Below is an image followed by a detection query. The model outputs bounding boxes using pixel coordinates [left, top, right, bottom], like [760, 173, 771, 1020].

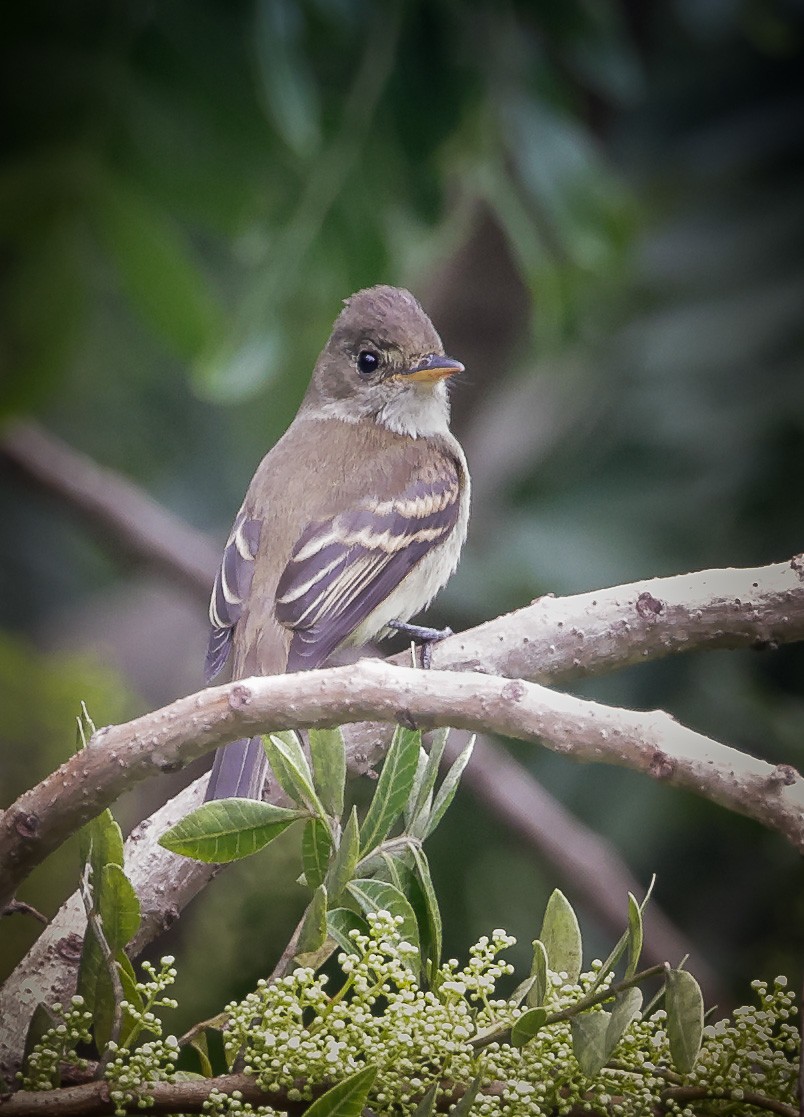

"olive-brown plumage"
[205, 286, 469, 800]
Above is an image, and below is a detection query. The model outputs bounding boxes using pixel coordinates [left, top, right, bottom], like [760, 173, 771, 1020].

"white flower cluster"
[659, 977, 799, 1117]
[19, 924, 800, 1117]
[102, 956, 180, 1117]
[217, 915, 800, 1117]
[18, 995, 93, 1091]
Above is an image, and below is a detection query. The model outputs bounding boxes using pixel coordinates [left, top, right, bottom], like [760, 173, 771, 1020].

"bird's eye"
[357, 349, 380, 377]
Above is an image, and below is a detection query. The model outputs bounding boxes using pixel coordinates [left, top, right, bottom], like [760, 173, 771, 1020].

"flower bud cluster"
[18, 996, 93, 1091]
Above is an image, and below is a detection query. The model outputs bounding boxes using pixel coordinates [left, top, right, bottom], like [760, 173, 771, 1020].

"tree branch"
[1, 557, 802, 1081]
[3, 644, 804, 916]
[0, 420, 218, 599]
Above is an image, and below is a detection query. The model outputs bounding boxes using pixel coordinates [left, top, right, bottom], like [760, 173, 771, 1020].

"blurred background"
[1, 0, 803, 1032]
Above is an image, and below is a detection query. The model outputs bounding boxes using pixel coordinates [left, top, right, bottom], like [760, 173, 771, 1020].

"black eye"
[357, 349, 380, 377]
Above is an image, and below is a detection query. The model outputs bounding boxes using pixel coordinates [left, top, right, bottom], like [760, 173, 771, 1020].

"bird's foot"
[388, 619, 453, 669]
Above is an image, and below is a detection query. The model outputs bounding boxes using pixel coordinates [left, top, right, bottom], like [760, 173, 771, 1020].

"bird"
[203, 285, 470, 801]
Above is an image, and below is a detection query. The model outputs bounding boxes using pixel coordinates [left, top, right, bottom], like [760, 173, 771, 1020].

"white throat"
[375, 383, 451, 438]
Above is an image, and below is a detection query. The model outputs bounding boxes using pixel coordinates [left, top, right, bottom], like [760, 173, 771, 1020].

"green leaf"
[326, 908, 368, 956]
[98, 864, 140, 953]
[410, 1080, 440, 1117]
[79, 809, 124, 882]
[359, 726, 421, 856]
[569, 988, 642, 1078]
[409, 844, 442, 976]
[22, 1003, 60, 1086]
[625, 892, 643, 980]
[380, 851, 403, 891]
[296, 885, 328, 959]
[571, 1010, 610, 1077]
[263, 733, 322, 813]
[189, 1031, 213, 1078]
[449, 1073, 483, 1115]
[346, 879, 420, 964]
[539, 889, 582, 982]
[606, 987, 642, 1055]
[406, 729, 447, 832]
[424, 736, 474, 838]
[326, 807, 359, 903]
[308, 726, 346, 816]
[666, 968, 704, 1073]
[588, 877, 655, 996]
[158, 798, 305, 862]
[511, 1006, 547, 1047]
[302, 818, 332, 890]
[527, 939, 549, 1008]
[302, 1064, 377, 1117]
[113, 954, 145, 1048]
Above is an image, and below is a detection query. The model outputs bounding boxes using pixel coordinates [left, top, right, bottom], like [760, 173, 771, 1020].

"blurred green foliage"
[1, 0, 803, 1020]
[0, 634, 136, 982]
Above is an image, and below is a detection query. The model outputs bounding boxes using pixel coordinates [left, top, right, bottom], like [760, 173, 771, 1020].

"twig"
[660, 1085, 797, 1116]
[1, 901, 47, 925]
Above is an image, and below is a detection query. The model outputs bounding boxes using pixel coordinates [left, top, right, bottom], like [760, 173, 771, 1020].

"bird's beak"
[399, 354, 465, 383]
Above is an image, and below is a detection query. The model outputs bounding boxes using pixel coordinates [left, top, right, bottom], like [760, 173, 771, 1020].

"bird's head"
[304, 285, 464, 437]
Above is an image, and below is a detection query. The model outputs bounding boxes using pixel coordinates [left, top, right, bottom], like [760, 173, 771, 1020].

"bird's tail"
[204, 736, 267, 801]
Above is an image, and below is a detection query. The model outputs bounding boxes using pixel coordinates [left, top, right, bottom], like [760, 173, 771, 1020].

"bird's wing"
[205, 511, 262, 682]
[275, 458, 462, 671]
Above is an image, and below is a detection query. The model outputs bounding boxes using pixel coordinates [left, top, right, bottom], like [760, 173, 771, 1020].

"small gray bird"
[204, 285, 470, 800]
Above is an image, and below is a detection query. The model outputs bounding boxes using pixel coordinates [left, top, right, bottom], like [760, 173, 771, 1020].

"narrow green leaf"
[509, 976, 535, 1008]
[359, 726, 421, 856]
[302, 1065, 377, 1117]
[625, 892, 643, 979]
[308, 726, 346, 816]
[326, 908, 367, 955]
[406, 729, 448, 831]
[449, 1073, 483, 1115]
[605, 987, 642, 1056]
[511, 1006, 547, 1048]
[22, 1004, 60, 1086]
[264, 732, 321, 812]
[158, 798, 305, 862]
[115, 954, 145, 1047]
[77, 862, 141, 1045]
[410, 1080, 439, 1117]
[404, 746, 429, 830]
[346, 879, 420, 964]
[98, 864, 140, 953]
[424, 735, 474, 838]
[539, 889, 582, 982]
[296, 886, 328, 959]
[571, 1010, 610, 1077]
[189, 1032, 213, 1078]
[302, 818, 332, 890]
[79, 809, 125, 880]
[588, 878, 655, 996]
[326, 807, 359, 903]
[380, 851, 403, 891]
[409, 844, 442, 975]
[527, 939, 549, 1008]
[666, 968, 704, 1073]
